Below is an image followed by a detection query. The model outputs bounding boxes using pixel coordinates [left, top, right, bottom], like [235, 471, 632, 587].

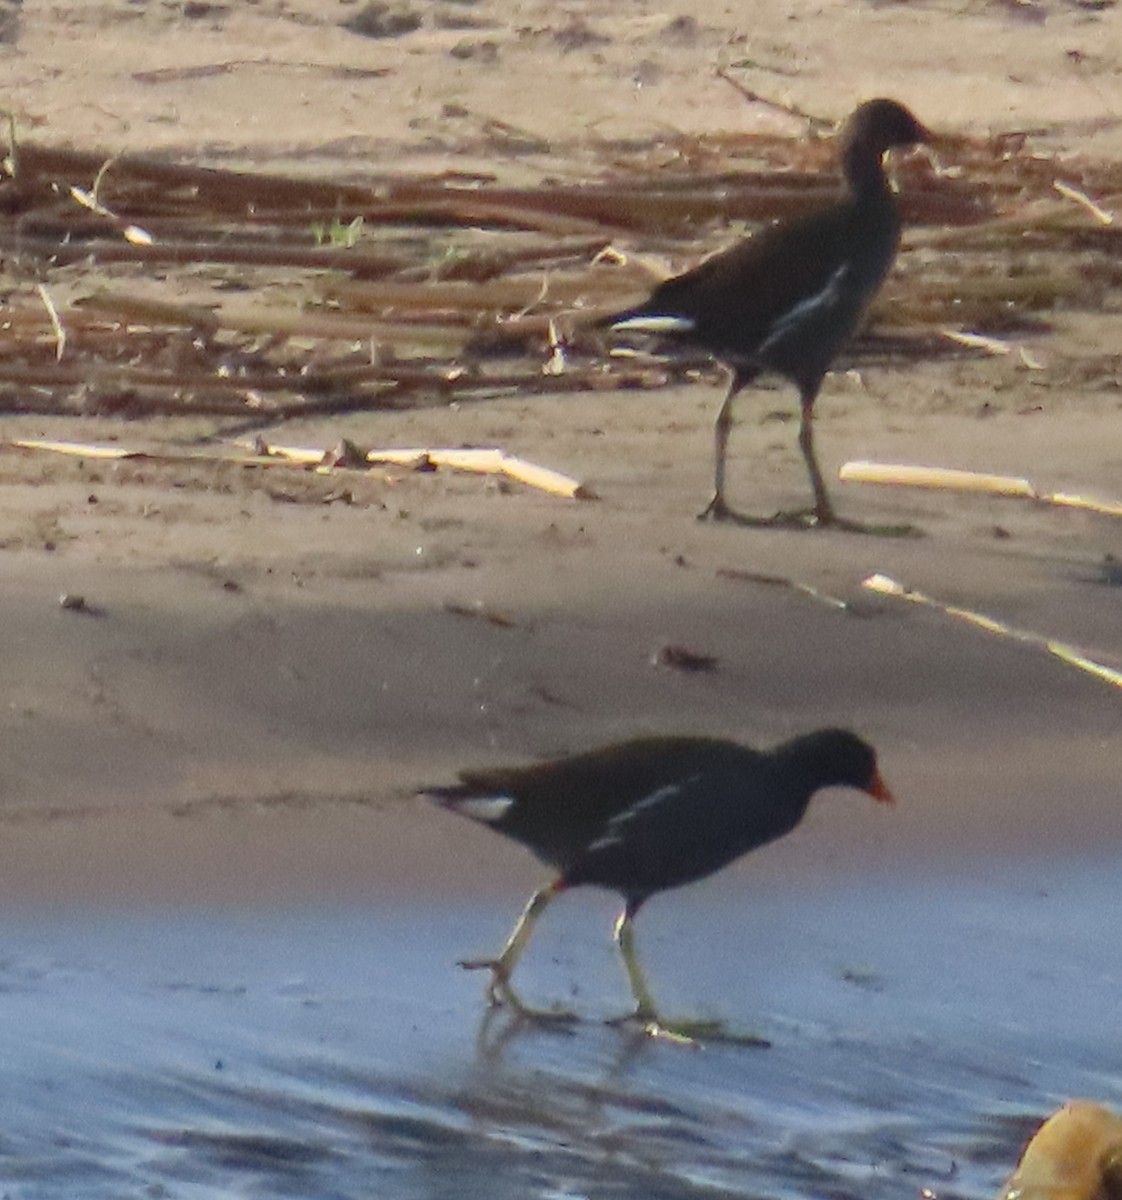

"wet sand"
[3, 0, 1122, 1194]
[4, 861, 1120, 1198]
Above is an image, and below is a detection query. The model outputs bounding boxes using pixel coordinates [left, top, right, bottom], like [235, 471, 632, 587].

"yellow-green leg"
[459, 879, 576, 1021]
[612, 905, 770, 1048]
[697, 380, 738, 522]
[797, 392, 834, 527]
[793, 389, 919, 537]
[612, 907, 658, 1023]
[612, 906, 700, 1045]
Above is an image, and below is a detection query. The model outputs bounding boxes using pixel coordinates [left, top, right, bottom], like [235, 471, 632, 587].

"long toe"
[762, 506, 869, 531]
[609, 1008, 771, 1048]
[697, 493, 733, 522]
[605, 1007, 699, 1047]
[764, 507, 821, 529]
[826, 514, 924, 537]
[457, 957, 504, 973]
[469, 967, 579, 1023]
[457, 957, 519, 1011]
[728, 507, 820, 530]
[647, 1017, 772, 1047]
[698, 499, 814, 529]
[642, 1021, 701, 1047]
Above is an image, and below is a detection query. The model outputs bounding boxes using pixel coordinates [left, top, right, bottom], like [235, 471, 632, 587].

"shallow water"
[3, 845, 1120, 1199]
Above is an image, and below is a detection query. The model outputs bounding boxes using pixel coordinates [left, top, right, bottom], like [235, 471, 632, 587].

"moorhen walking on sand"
[603, 98, 932, 529]
[424, 727, 893, 1043]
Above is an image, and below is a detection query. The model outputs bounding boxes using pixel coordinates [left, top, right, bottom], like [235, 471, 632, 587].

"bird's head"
[785, 728, 895, 805]
[845, 98, 933, 156]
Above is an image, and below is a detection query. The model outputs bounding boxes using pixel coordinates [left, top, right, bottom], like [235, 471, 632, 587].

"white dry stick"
[9, 437, 595, 500]
[124, 225, 156, 246]
[69, 184, 116, 219]
[1053, 180, 1114, 226]
[840, 461, 1122, 517]
[942, 330, 1045, 369]
[1048, 492, 1122, 518]
[542, 319, 567, 376]
[90, 156, 119, 209]
[943, 329, 1012, 357]
[514, 273, 550, 320]
[862, 573, 1122, 690]
[35, 284, 66, 362]
[239, 440, 594, 499]
[839, 461, 1035, 497]
[13, 438, 131, 459]
[8, 436, 595, 501]
[3, 109, 18, 178]
[591, 245, 628, 266]
[716, 567, 850, 612]
[71, 169, 155, 245]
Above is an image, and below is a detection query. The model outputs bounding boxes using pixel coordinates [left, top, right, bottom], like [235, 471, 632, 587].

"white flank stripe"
[456, 795, 515, 823]
[586, 776, 701, 855]
[759, 264, 848, 353]
[610, 315, 696, 334]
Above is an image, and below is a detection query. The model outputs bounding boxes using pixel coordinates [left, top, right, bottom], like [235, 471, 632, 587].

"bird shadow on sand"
[704, 505, 924, 538]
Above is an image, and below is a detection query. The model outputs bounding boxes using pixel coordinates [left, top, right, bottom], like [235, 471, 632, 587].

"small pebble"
[58, 593, 101, 616]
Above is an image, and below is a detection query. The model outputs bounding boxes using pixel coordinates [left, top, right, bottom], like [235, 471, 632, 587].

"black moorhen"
[603, 98, 932, 528]
[424, 727, 893, 1043]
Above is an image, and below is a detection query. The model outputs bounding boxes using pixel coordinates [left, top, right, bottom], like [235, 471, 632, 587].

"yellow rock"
[1002, 1102, 1122, 1200]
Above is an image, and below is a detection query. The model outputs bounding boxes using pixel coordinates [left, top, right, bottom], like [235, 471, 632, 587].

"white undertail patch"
[455, 795, 515, 823]
[610, 315, 696, 335]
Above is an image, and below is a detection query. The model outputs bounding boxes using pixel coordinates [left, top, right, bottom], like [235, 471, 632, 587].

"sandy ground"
[0, 0, 1121, 902]
[7, 0, 1122, 166]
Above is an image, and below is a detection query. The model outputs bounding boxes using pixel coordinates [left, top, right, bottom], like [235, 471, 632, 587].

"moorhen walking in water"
[602, 98, 932, 529]
[424, 727, 893, 1043]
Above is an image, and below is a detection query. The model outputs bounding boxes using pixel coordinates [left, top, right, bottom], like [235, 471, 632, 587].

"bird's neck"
[771, 738, 843, 798]
[842, 143, 894, 206]
[744, 767, 816, 842]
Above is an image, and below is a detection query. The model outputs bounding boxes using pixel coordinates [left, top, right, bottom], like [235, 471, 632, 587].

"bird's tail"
[418, 783, 470, 807]
[596, 305, 695, 335]
[423, 784, 514, 825]
[592, 304, 646, 330]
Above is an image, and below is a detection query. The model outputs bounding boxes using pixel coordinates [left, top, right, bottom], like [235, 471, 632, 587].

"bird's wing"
[442, 741, 741, 869]
[754, 263, 849, 358]
[568, 764, 761, 894]
[460, 738, 748, 825]
[585, 774, 707, 854]
[635, 204, 868, 354]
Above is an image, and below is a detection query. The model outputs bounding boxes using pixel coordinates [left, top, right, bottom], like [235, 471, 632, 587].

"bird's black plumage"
[425, 727, 893, 1040]
[603, 98, 932, 527]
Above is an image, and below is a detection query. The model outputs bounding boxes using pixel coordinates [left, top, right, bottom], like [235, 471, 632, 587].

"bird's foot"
[696, 495, 834, 531]
[639, 1020, 702, 1047]
[696, 496, 803, 528]
[698, 495, 921, 536]
[696, 493, 734, 522]
[457, 958, 579, 1023]
[605, 1009, 698, 1047]
[799, 496, 923, 535]
[696, 505, 816, 530]
[735, 505, 923, 537]
[608, 1008, 771, 1048]
[814, 512, 923, 537]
